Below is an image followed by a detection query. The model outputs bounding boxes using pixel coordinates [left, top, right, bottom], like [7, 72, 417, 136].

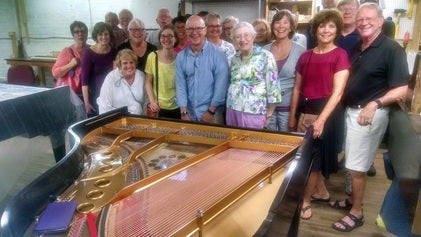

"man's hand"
[200, 111, 214, 123]
[181, 113, 191, 121]
[358, 101, 378, 126]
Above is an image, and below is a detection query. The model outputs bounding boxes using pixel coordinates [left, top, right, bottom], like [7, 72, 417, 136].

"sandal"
[329, 198, 352, 210]
[311, 194, 330, 202]
[332, 213, 364, 232]
[300, 205, 312, 220]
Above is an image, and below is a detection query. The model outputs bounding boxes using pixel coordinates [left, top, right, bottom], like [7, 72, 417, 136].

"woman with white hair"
[226, 21, 282, 129]
[118, 18, 157, 73]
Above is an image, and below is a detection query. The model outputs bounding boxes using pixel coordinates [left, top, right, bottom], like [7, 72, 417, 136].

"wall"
[0, 0, 19, 82]
[1, 0, 418, 82]
[191, 1, 262, 22]
[0, 0, 179, 82]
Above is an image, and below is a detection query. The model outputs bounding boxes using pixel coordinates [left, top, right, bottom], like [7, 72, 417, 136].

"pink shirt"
[296, 47, 350, 99]
[174, 39, 190, 53]
[52, 45, 85, 94]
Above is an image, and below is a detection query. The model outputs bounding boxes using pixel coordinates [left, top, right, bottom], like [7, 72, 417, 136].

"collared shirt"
[227, 46, 282, 114]
[146, 29, 161, 49]
[343, 33, 409, 107]
[97, 68, 146, 115]
[220, 40, 236, 64]
[335, 29, 360, 56]
[175, 40, 229, 121]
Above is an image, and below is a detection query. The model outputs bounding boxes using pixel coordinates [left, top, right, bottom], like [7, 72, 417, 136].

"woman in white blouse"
[97, 49, 146, 115]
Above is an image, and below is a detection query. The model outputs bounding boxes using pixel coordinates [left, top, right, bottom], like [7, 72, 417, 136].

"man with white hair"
[119, 9, 133, 39]
[146, 8, 172, 48]
[221, 16, 239, 43]
[330, 3, 408, 232]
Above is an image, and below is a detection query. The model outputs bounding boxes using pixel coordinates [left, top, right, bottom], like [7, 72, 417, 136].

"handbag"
[146, 51, 159, 117]
[297, 113, 318, 133]
[296, 51, 318, 133]
[55, 47, 80, 93]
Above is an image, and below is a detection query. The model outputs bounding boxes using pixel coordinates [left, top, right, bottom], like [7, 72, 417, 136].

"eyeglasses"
[255, 29, 267, 34]
[129, 28, 145, 33]
[234, 33, 252, 41]
[356, 17, 377, 24]
[207, 24, 221, 28]
[158, 15, 171, 20]
[73, 30, 86, 34]
[339, 6, 357, 12]
[160, 34, 175, 39]
[186, 27, 205, 33]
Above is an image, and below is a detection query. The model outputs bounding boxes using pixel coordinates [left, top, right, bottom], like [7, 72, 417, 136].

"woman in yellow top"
[145, 24, 180, 119]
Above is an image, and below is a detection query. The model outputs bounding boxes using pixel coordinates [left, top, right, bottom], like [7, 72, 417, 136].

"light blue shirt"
[176, 40, 229, 121]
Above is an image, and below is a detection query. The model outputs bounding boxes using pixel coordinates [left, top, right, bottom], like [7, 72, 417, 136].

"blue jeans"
[267, 111, 290, 132]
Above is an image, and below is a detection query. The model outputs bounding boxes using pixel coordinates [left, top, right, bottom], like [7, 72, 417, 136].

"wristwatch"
[181, 111, 188, 116]
[207, 109, 216, 115]
[373, 99, 383, 109]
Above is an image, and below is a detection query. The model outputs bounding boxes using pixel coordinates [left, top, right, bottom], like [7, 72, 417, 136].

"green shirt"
[145, 52, 178, 110]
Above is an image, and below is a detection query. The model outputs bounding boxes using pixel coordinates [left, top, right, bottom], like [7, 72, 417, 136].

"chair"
[7, 65, 36, 86]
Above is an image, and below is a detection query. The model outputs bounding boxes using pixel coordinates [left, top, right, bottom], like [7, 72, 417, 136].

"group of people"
[51, 0, 409, 233]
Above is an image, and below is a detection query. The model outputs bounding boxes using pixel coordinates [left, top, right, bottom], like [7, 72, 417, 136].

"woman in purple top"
[81, 22, 117, 116]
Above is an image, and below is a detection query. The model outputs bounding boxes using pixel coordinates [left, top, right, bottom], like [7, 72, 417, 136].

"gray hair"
[222, 16, 239, 26]
[128, 18, 145, 29]
[233, 21, 257, 39]
[205, 12, 221, 25]
[337, 0, 359, 8]
[119, 9, 133, 18]
[358, 2, 383, 18]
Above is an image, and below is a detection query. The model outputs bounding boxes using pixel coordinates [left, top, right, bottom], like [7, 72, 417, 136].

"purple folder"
[34, 201, 77, 234]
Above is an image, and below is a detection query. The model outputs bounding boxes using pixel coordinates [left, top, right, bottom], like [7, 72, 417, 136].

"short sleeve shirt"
[343, 33, 409, 106]
[296, 47, 350, 99]
[118, 42, 157, 73]
[145, 52, 178, 110]
[227, 46, 282, 114]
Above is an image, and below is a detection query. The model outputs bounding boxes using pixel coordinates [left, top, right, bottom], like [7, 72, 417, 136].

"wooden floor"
[0, 136, 395, 236]
[298, 149, 394, 237]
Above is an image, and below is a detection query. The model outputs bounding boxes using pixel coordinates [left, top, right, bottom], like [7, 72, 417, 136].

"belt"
[348, 104, 363, 109]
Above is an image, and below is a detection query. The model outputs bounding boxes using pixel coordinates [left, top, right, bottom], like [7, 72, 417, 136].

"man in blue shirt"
[176, 15, 229, 124]
[336, 0, 360, 56]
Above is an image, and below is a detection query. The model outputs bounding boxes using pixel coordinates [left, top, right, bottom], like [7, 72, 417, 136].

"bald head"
[186, 15, 207, 51]
[186, 15, 205, 28]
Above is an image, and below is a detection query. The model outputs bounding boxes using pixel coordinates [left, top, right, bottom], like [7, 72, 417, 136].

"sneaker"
[367, 164, 376, 177]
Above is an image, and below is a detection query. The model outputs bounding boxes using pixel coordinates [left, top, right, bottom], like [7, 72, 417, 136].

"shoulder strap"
[154, 51, 159, 101]
[68, 47, 76, 58]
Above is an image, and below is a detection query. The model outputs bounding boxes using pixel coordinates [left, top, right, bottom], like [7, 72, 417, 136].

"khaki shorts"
[345, 107, 389, 172]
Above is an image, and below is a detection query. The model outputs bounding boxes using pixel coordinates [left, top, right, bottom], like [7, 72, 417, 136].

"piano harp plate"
[6, 113, 304, 237]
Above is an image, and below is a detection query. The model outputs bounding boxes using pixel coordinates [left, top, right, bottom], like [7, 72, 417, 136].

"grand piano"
[1, 107, 314, 237]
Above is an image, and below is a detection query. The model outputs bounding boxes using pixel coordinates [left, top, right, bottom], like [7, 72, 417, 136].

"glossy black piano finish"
[1, 107, 314, 237]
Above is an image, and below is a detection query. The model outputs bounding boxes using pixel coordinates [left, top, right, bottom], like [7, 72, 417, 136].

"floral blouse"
[227, 46, 281, 114]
